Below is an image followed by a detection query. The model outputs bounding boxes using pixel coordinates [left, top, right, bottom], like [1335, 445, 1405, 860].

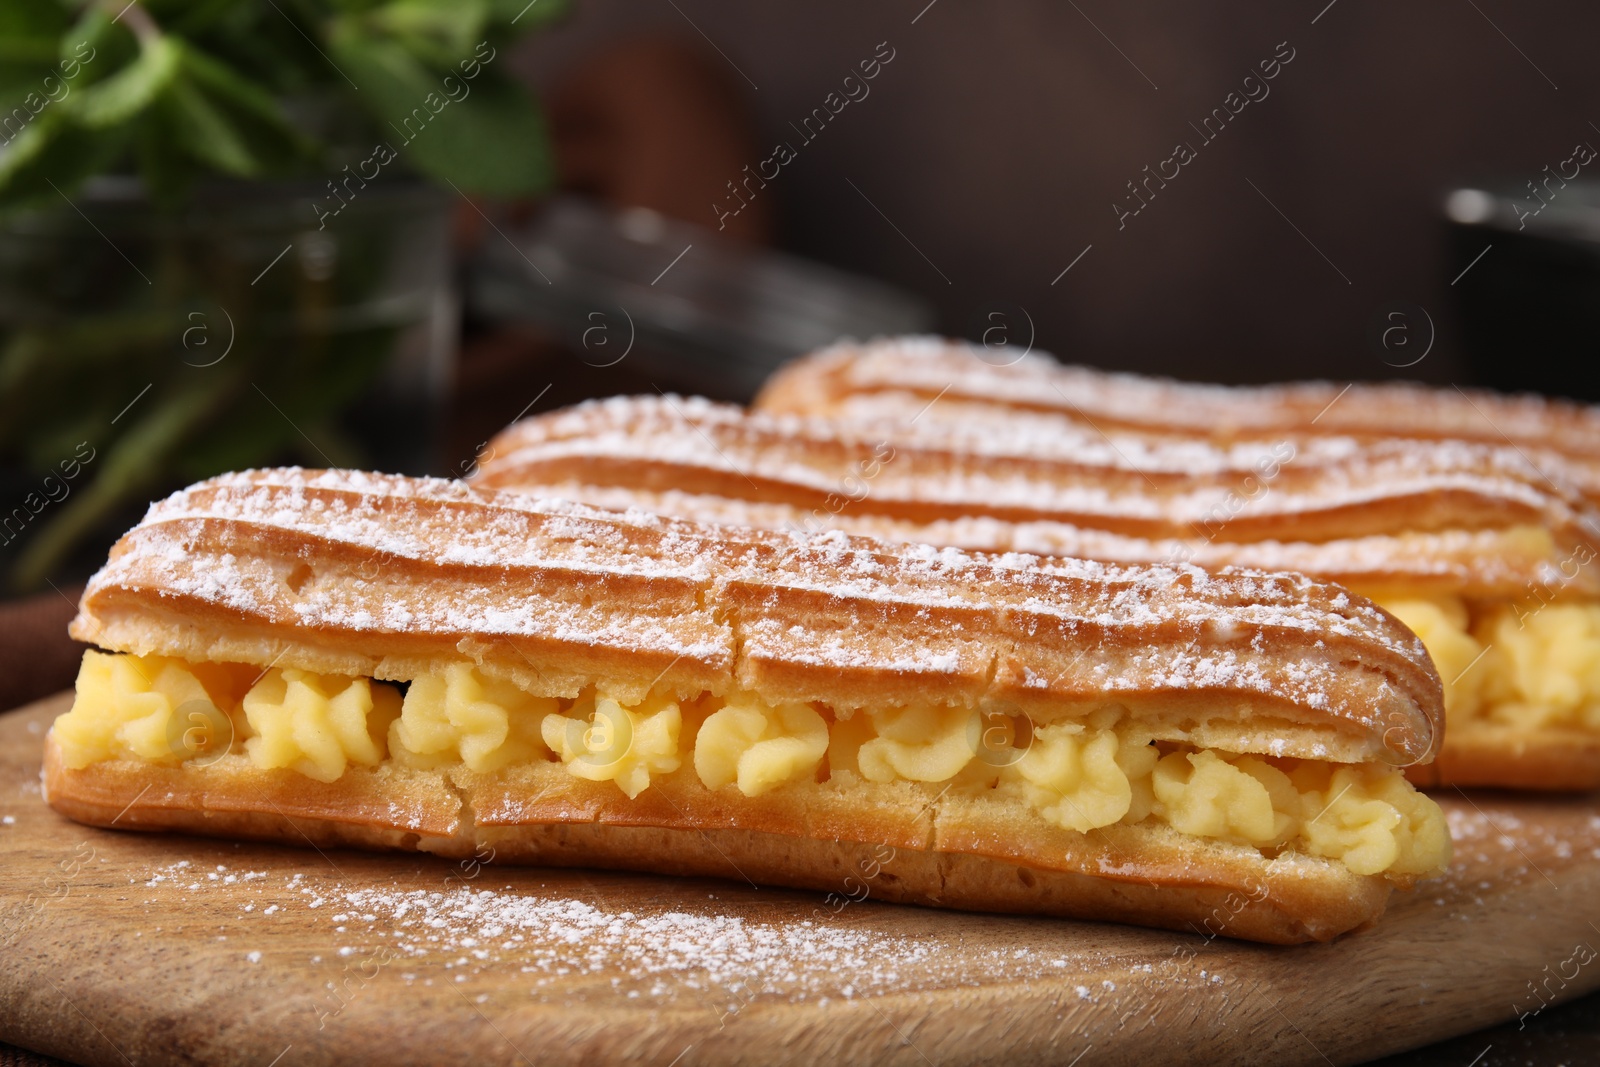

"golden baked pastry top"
[69, 468, 1441, 767]
[754, 336, 1600, 500]
[471, 395, 1600, 599]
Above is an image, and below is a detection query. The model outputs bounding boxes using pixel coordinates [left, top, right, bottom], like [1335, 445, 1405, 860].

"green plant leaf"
[167, 0, 249, 36]
[403, 71, 554, 194]
[190, 10, 329, 98]
[161, 76, 261, 176]
[0, 108, 131, 209]
[0, 0, 563, 213]
[328, 29, 553, 195]
[0, 1, 68, 89]
[178, 40, 289, 127]
[486, 0, 570, 30]
[176, 39, 313, 162]
[0, 0, 71, 62]
[0, 40, 62, 68]
[59, 6, 134, 84]
[363, 0, 490, 66]
[0, 92, 50, 148]
[63, 34, 180, 128]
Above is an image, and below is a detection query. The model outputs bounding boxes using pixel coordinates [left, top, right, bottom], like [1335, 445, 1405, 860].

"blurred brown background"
[510, 0, 1599, 386]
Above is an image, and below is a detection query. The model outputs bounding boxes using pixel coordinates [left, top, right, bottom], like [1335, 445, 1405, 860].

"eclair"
[471, 393, 1600, 790]
[47, 468, 1448, 944]
[755, 336, 1600, 503]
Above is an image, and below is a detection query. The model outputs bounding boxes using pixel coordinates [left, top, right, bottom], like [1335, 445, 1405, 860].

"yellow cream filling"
[1379, 596, 1600, 733]
[1015, 721, 1156, 832]
[242, 669, 400, 782]
[857, 702, 978, 782]
[541, 692, 683, 799]
[694, 699, 829, 797]
[52, 652, 253, 767]
[389, 662, 556, 774]
[54, 651, 1449, 877]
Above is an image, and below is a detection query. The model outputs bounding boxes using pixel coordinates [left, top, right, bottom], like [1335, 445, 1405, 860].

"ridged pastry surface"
[754, 336, 1600, 499]
[70, 468, 1441, 766]
[472, 395, 1600, 599]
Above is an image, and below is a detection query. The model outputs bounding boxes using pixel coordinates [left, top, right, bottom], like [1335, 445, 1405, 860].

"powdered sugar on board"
[126, 859, 1194, 1007]
[9, 687, 1600, 1067]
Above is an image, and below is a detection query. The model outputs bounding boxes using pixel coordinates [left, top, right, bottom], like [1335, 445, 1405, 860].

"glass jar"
[0, 176, 456, 592]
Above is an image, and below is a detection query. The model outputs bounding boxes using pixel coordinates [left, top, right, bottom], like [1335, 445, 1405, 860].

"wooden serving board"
[4, 694, 1600, 1067]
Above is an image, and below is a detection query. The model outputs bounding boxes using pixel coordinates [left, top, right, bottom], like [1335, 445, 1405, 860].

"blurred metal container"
[468, 196, 932, 400]
[1444, 182, 1600, 402]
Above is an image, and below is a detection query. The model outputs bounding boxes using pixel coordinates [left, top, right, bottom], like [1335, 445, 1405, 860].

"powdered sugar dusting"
[77, 467, 1440, 758]
[481, 393, 1593, 541]
[776, 337, 1600, 492]
[498, 482, 1561, 596]
[475, 395, 1599, 605]
[337, 887, 941, 998]
[127, 860, 1149, 1005]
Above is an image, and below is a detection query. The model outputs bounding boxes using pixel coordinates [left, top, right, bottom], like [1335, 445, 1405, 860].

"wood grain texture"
[4, 694, 1600, 1067]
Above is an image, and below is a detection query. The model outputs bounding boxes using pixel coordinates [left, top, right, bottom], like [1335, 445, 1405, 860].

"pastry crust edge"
[43, 733, 1398, 945]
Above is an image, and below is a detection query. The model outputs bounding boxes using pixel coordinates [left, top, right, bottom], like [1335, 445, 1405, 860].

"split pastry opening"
[55, 648, 1451, 881]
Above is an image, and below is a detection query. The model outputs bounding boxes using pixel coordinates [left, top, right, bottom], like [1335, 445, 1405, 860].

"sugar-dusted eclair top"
[71, 469, 1441, 766]
[755, 336, 1600, 500]
[472, 395, 1600, 599]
